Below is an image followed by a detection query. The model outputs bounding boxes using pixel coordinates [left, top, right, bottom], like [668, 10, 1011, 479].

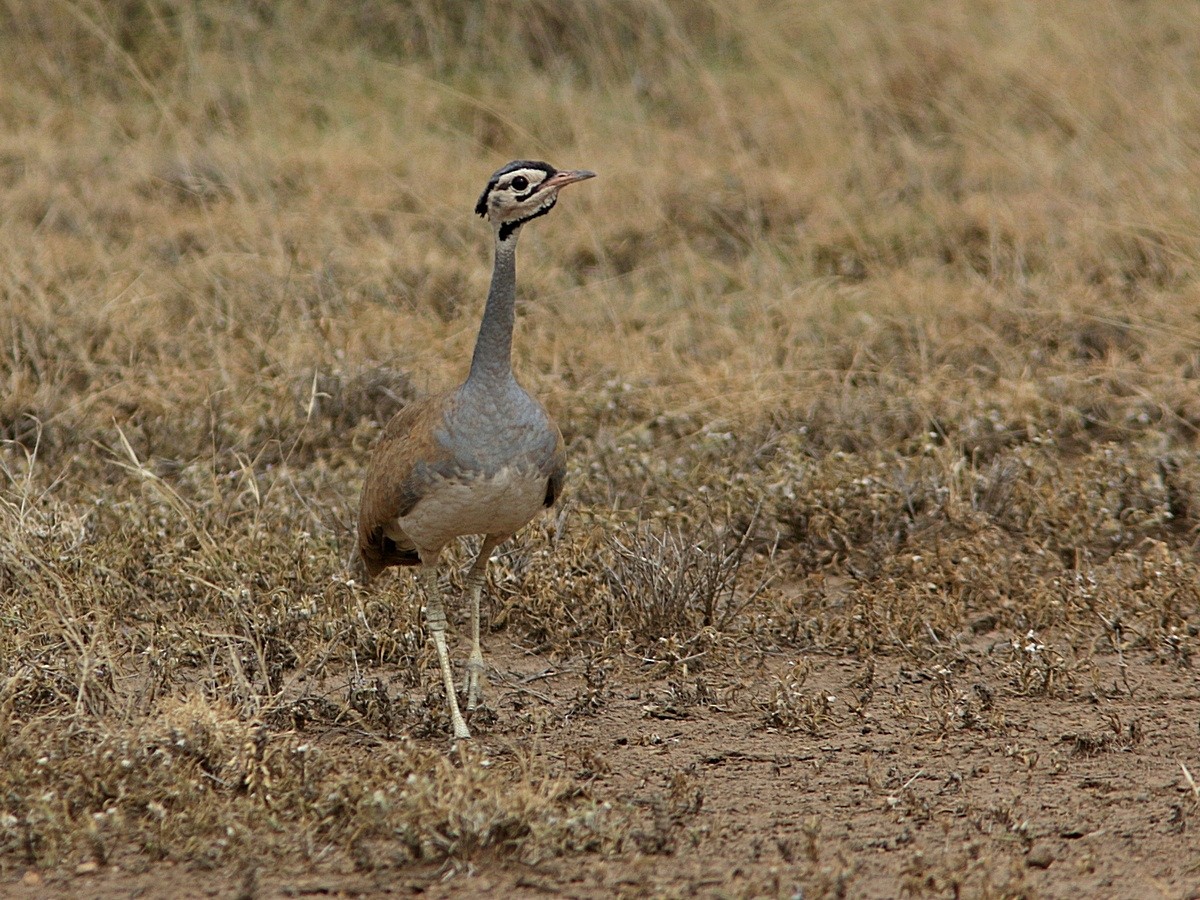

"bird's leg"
[463, 534, 503, 710]
[421, 562, 471, 741]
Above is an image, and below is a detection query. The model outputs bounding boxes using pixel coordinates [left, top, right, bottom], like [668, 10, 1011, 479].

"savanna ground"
[3, 2, 1200, 897]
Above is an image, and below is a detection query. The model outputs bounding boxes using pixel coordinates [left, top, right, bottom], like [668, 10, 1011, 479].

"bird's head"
[476, 160, 595, 241]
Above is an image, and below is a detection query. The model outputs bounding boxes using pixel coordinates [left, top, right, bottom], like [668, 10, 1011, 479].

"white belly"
[393, 466, 548, 553]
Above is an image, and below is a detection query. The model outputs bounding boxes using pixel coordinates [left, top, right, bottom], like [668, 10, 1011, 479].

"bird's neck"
[466, 231, 520, 387]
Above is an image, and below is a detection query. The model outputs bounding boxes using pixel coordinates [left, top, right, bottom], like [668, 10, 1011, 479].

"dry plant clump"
[2, 0, 1200, 895]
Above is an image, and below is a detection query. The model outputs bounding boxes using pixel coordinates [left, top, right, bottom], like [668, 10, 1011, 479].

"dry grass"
[2, 0, 1200, 894]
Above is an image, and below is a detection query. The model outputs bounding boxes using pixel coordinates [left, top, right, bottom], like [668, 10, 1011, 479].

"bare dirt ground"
[5, 634, 1200, 899]
[4, 2, 1200, 898]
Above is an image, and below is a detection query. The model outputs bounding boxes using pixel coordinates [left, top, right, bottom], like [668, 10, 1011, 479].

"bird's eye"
[511, 175, 529, 191]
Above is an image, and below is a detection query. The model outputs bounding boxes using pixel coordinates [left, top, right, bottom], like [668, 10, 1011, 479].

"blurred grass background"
[5, 0, 1199, 469]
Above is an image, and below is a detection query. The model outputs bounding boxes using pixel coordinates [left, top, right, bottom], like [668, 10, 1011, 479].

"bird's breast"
[395, 464, 550, 553]
[439, 387, 558, 475]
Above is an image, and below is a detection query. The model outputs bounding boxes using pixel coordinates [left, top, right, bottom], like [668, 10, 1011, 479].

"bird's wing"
[356, 393, 456, 577]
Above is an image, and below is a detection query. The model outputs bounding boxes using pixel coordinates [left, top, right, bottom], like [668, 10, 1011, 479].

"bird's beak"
[541, 169, 596, 192]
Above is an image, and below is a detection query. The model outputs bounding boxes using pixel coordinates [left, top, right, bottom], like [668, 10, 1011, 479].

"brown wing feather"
[356, 392, 456, 580]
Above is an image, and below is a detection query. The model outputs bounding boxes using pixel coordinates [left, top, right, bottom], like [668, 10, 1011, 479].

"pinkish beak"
[540, 169, 597, 192]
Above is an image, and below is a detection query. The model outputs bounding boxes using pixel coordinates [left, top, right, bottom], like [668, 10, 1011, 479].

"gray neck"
[467, 228, 520, 386]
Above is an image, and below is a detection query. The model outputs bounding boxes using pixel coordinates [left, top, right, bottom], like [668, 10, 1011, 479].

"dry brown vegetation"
[3, 1, 1200, 896]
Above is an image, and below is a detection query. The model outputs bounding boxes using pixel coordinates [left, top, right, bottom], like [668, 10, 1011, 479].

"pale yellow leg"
[421, 562, 470, 741]
[463, 534, 503, 711]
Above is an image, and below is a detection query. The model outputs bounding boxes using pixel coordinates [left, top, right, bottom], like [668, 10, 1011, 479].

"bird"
[356, 160, 595, 742]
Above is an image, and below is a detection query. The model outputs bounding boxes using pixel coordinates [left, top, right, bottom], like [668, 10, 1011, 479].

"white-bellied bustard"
[356, 161, 595, 741]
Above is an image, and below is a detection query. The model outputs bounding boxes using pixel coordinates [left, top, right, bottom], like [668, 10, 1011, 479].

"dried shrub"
[599, 511, 774, 653]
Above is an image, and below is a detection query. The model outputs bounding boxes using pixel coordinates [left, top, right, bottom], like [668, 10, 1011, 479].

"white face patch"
[490, 168, 552, 213]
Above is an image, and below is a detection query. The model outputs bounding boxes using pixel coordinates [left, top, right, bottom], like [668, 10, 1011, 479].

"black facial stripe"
[494, 160, 556, 180]
[475, 186, 493, 217]
[498, 199, 556, 240]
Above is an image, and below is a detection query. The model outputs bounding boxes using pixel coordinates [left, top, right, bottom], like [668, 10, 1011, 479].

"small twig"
[1181, 762, 1200, 802]
[518, 669, 561, 685]
[632, 650, 708, 666]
